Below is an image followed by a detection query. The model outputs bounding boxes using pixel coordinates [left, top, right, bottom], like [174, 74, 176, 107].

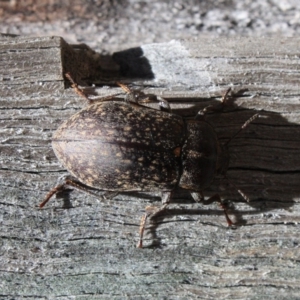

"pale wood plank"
[1, 35, 300, 299]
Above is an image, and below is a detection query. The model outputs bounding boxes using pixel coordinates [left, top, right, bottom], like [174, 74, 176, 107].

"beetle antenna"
[224, 113, 259, 147]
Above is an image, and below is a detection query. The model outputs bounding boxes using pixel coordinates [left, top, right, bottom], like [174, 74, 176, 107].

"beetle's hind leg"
[137, 191, 172, 248]
[65, 72, 123, 104]
[39, 178, 112, 208]
[190, 191, 234, 226]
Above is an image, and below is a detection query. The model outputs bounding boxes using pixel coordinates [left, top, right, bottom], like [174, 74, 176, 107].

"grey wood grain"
[1, 35, 300, 299]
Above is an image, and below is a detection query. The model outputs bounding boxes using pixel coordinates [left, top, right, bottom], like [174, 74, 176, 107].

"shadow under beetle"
[40, 73, 258, 248]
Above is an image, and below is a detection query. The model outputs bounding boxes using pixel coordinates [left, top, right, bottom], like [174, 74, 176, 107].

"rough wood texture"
[1, 35, 300, 299]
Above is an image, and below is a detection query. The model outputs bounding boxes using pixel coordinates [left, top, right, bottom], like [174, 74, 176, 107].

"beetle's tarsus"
[197, 87, 232, 119]
[191, 192, 234, 227]
[137, 213, 148, 248]
[218, 201, 234, 227]
[117, 82, 132, 94]
[65, 72, 91, 103]
[39, 183, 67, 208]
[65, 73, 123, 104]
[221, 87, 232, 104]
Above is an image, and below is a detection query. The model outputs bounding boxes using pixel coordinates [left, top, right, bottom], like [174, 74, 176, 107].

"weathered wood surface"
[1, 35, 300, 299]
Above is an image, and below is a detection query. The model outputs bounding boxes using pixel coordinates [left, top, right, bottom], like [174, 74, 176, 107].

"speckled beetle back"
[53, 101, 185, 191]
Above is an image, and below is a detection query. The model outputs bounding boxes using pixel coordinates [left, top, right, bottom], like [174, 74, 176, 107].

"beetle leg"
[65, 72, 90, 102]
[39, 183, 68, 208]
[137, 213, 148, 248]
[116, 82, 172, 112]
[39, 178, 105, 208]
[135, 94, 171, 112]
[195, 88, 232, 120]
[221, 87, 232, 104]
[156, 96, 171, 112]
[137, 191, 172, 248]
[190, 191, 234, 226]
[137, 203, 169, 248]
[65, 72, 123, 104]
[116, 82, 141, 103]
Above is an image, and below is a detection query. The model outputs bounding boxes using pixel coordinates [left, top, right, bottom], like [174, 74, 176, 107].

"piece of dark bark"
[1, 35, 300, 299]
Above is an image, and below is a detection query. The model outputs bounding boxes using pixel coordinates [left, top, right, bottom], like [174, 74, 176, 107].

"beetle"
[40, 73, 258, 247]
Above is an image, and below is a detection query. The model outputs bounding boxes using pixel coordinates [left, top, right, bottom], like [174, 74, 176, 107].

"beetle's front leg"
[196, 88, 232, 120]
[137, 191, 172, 248]
[190, 191, 234, 226]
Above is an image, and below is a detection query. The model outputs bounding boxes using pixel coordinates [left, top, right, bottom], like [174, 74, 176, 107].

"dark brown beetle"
[40, 74, 258, 247]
